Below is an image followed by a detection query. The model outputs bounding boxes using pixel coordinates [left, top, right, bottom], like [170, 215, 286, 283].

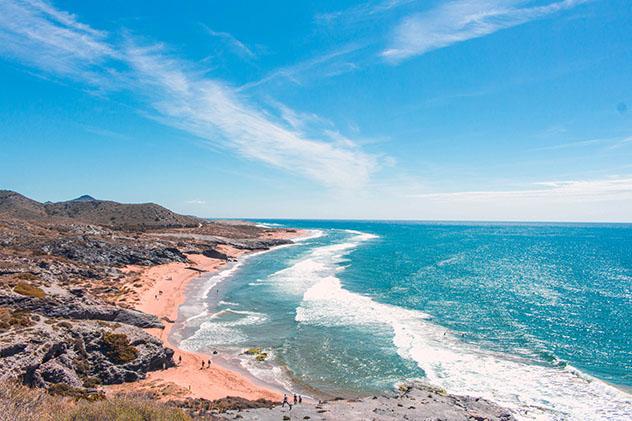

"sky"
[0, 0, 631, 222]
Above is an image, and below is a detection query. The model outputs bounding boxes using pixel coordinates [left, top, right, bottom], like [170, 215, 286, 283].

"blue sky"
[1, 0, 631, 221]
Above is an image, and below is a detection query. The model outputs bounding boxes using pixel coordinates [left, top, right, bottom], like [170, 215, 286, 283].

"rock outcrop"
[210, 382, 516, 421]
[41, 237, 188, 267]
[0, 314, 173, 389]
[0, 291, 163, 328]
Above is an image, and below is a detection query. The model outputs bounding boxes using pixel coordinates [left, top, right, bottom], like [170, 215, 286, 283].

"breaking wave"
[288, 232, 632, 420]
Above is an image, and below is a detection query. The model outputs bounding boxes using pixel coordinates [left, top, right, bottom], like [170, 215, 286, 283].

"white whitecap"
[291, 233, 632, 420]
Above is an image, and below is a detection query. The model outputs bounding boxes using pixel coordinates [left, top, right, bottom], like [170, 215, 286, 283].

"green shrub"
[14, 282, 46, 298]
[47, 384, 103, 402]
[102, 332, 138, 363]
[81, 376, 101, 389]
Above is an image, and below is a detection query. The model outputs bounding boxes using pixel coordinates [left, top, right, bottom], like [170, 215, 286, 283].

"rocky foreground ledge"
[172, 382, 515, 420]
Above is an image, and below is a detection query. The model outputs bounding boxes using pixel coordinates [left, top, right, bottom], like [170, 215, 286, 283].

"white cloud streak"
[0, 0, 377, 189]
[382, 0, 589, 62]
[316, 0, 415, 26]
[126, 44, 377, 188]
[409, 177, 632, 203]
[0, 0, 116, 83]
[238, 43, 364, 91]
[203, 26, 256, 59]
[532, 134, 632, 151]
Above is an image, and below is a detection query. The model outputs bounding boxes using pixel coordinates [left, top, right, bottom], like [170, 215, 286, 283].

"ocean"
[173, 221, 632, 420]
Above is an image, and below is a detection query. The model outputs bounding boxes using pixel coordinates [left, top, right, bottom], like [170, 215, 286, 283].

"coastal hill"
[69, 194, 98, 202]
[0, 190, 202, 230]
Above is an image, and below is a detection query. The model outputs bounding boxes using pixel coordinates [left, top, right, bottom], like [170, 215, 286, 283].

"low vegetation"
[0, 381, 191, 421]
[0, 307, 34, 331]
[57, 396, 192, 421]
[172, 396, 276, 414]
[14, 281, 46, 298]
[0, 381, 67, 421]
[47, 383, 104, 401]
[16, 273, 38, 281]
[102, 332, 139, 364]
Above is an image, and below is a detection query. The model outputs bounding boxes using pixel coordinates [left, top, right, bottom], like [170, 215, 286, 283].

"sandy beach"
[106, 230, 306, 402]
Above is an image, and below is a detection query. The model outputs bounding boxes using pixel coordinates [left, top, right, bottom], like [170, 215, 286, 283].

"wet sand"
[106, 230, 306, 402]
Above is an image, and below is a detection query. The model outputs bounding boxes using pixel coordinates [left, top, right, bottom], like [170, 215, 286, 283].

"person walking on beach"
[178, 355, 182, 365]
[293, 394, 297, 405]
[282, 394, 289, 407]
[201, 360, 205, 369]
[207, 359, 211, 367]
[298, 395, 302, 404]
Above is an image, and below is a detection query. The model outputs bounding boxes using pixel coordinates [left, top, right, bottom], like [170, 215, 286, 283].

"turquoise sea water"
[175, 221, 632, 420]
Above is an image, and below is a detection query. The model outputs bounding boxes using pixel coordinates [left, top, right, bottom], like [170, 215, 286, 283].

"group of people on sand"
[282, 393, 303, 410]
[173, 354, 217, 370]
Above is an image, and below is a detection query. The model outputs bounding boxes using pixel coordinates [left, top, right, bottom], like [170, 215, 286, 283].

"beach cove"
[104, 228, 308, 402]
[166, 220, 632, 420]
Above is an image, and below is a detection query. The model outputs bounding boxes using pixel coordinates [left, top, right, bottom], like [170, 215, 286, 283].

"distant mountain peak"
[70, 194, 98, 202]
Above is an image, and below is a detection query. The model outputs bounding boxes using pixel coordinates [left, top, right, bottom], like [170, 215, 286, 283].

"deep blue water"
[177, 221, 632, 420]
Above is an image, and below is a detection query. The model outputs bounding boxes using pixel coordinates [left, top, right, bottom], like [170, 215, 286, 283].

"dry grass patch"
[0, 381, 67, 421]
[0, 381, 192, 421]
[14, 282, 46, 298]
[0, 307, 34, 331]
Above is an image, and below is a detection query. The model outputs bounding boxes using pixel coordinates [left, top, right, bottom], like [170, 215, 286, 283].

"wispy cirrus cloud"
[0, 0, 116, 79]
[277, 0, 589, 87]
[382, 0, 589, 63]
[316, 0, 415, 26]
[202, 25, 256, 59]
[532, 134, 632, 151]
[0, 0, 378, 188]
[0, 0, 117, 84]
[238, 43, 366, 91]
[126, 44, 377, 187]
[408, 177, 632, 203]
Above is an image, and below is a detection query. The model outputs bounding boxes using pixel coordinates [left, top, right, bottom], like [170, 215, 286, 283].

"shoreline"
[106, 229, 309, 402]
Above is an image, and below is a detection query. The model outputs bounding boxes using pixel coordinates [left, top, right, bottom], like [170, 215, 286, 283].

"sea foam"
[290, 231, 632, 420]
